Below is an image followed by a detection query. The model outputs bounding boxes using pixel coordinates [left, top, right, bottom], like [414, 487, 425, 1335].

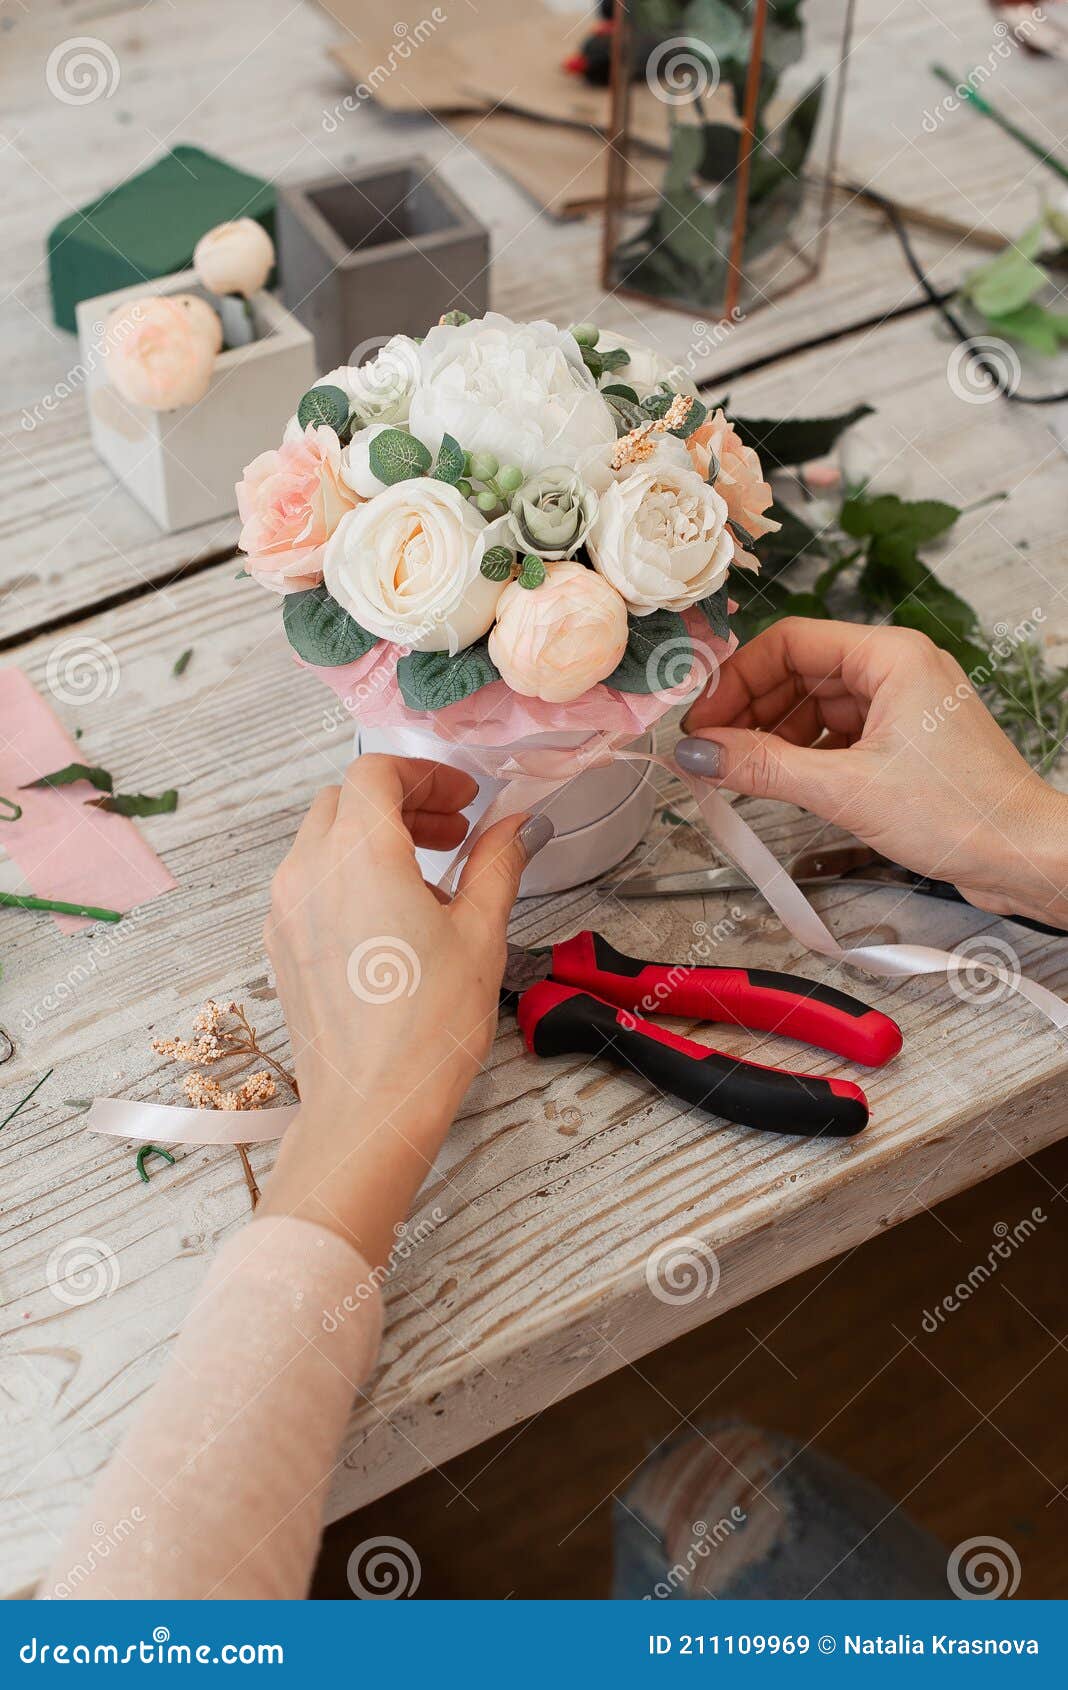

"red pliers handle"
[515, 932, 902, 1139]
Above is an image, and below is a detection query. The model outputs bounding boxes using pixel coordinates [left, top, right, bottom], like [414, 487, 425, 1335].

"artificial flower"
[339, 422, 393, 499]
[324, 478, 503, 652]
[193, 219, 275, 298]
[499, 467, 598, 560]
[686, 409, 780, 570]
[583, 439, 734, 614]
[103, 295, 219, 411]
[408, 311, 616, 477]
[488, 562, 628, 703]
[168, 293, 223, 355]
[593, 329, 699, 401]
[341, 335, 422, 426]
[237, 424, 358, 594]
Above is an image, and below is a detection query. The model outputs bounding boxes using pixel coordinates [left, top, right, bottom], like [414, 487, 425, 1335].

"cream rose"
[193, 219, 275, 297]
[408, 312, 616, 476]
[342, 335, 422, 425]
[585, 446, 734, 614]
[488, 563, 628, 703]
[594, 330, 698, 401]
[324, 478, 503, 653]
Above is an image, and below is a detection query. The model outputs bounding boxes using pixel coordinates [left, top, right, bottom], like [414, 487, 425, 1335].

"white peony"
[594, 330, 698, 401]
[323, 478, 503, 653]
[408, 312, 616, 477]
[584, 440, 734, 614]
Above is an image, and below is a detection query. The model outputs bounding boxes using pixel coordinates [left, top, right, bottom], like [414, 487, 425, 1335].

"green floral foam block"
[47, 145, 275, 333]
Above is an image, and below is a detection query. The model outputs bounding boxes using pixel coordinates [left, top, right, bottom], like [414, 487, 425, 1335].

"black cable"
[864, 185, 1068, 407]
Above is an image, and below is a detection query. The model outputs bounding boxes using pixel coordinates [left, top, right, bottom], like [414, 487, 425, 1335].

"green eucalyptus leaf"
[282, 585, 378, 667]
[480, 545, 515, 582]
[605, 609, 691, 694]
[518, 554, 547, 590]
[580, 345, 604, 381]
[605, 392, 645, 436]
[397, 643, 501, 711]
[598, 348, 631, 374]
[697, 584, 730, 640]
[296, 384, 350, 433]
[432, 432, 466, 485]
[731, 405, 873, 470]
[368, 428, 432, 485]
[640, 389, 707, 438]
[602, 383, 640, 403]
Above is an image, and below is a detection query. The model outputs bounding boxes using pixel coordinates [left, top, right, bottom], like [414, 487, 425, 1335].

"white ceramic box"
[76, 271, 316, 534]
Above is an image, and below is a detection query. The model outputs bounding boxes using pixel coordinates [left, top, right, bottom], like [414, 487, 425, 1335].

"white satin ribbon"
[84, 731, 1066, 1149]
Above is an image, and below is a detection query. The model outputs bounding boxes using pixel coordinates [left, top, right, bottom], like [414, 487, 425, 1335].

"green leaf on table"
[731, 405, 873, 470]
[172, 648, 193, 678]
[984, 301, 1068, 356]
[431, 432, 465, 486]
[88, 790, 179, 818]
[368, 428, 431, 485]
[282, 585, 378, 667]
[480, 545, 515, 582]
[605, 609, 690, 693]
[840, 492, 960, 549]
[22, 763, 113, 794]
[697, 584, 730, 639]
[397, 643, 501, 711]
[962, 229, 1049, 319]
[296, 384, 350, 434]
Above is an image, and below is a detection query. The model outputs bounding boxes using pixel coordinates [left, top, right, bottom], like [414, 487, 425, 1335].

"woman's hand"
[258, 755, 551, 1266]
[677, 619, 1067, 928]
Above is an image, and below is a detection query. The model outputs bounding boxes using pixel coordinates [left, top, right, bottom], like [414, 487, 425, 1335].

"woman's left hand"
[259, 755, 551, 1266]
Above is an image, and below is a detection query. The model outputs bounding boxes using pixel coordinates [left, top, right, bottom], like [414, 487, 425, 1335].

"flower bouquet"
[236, 311, 778, 891]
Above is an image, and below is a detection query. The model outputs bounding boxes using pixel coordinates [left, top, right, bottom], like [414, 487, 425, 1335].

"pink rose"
[237, 424, 359, 594]
[687, 409, 779, 570]
[488, 562, 628, 704]
[103, 295, 221, 411]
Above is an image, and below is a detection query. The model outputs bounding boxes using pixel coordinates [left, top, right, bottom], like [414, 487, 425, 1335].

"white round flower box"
[354, 726, 656, 897]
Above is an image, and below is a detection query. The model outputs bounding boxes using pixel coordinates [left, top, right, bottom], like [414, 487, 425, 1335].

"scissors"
[501, 931, 902, 1140]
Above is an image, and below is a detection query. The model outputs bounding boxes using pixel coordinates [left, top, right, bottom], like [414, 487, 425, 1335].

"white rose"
[595, 330, 698, 401]
[585, 447, 734, 615]
[408, 311, 616, 477]
[339, 422, 391, 498]
[323, 478, 503, 653]
[339, 335, 422, 425]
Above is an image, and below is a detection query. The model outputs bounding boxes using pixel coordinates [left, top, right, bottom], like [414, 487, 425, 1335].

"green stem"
[0, 795, 22, 822]
[0, 891, 122, 923]
[1, 1068, 53, 1131]
[930, 65, 1068, 185]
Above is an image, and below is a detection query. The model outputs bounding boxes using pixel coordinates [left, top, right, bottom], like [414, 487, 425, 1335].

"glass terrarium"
[601, 0, 855, 320]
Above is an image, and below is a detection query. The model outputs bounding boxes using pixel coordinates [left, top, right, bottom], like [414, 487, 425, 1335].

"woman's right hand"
[677, 619, 1067, 929]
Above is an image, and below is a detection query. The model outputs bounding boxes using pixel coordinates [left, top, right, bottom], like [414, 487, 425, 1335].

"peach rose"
[488, 562, 628, 703]
[237, 424, 358, 594]
[103, 295, 220, 411]
[687, 409, 779, 569]
[194, 219, 275, 298]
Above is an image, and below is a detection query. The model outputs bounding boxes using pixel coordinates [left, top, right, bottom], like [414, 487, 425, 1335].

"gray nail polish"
[519, 813, 555, 860]
[674, 737, 723, 779]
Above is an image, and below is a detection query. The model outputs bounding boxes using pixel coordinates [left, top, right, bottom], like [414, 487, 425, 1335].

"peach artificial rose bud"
[193, 219, 275, 298]
[103, 295, 221, 411]
[488, 562, 629, 704]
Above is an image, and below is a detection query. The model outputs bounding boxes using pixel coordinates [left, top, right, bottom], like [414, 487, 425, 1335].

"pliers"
[501, 931, 902, 1139]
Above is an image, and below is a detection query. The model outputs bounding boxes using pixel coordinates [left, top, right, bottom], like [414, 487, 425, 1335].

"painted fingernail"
[674, 737, 723, 779]
[519, 813, 555, 860]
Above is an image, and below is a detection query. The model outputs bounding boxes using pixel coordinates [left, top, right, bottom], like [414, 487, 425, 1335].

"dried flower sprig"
[610, 393, 694, 469]
[152, 1000, 298, 1210]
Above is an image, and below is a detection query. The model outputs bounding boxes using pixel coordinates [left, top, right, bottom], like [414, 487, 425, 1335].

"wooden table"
[2, 0, 1067, 1596]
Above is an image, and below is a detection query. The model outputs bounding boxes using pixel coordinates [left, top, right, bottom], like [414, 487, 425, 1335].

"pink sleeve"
[41, 1215, 383, 1600]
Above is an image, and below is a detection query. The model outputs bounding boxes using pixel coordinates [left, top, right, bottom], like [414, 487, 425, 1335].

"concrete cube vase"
[277, 158, 489, 369]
